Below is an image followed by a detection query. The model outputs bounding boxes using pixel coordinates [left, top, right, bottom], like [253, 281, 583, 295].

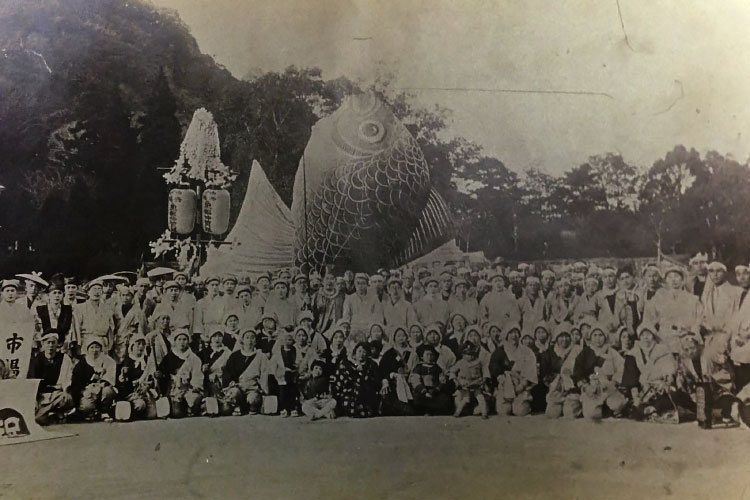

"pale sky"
[151, 0, 750, 175]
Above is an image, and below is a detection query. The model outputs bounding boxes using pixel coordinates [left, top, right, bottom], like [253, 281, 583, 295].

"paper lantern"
[202, 188, 230, 235]
[168, 188, 197, 235]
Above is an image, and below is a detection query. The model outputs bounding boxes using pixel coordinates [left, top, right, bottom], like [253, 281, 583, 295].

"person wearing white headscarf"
[573, 323, 627, 419]
[220, 329, 270, 415]
[115, 333, 157, 419]
[200, 330, 232, 398]
[491, 324, 538, 416]
[621, 324, 679, 423]
[407, 323, 456, 374]
[70, 337, 117, 421]
[542, 323, 583, 418]
[157, 329, 204, 418]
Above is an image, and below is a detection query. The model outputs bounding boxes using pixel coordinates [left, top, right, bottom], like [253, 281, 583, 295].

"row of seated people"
[29, 307, 745, 426]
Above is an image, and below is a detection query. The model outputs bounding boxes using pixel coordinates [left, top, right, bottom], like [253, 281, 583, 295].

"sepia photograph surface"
[1, 1, 750, 498]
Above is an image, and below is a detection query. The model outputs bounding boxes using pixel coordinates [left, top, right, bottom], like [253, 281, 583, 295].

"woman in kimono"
[542, 323, 583, 418]
[621, 324, 679, 423]
[221, 329, 270, 415]
[478, 324, 496, 354]
[294, 327, 313, 381]
[332, 342, 381, 418]
[219, 312, 242, 351]
[115, 333, 157, 420]
[378, 327, 415, 416]
[484, 322, 504, 352]
[574, 324, 627, 419]
[533, 322, 552, 358]
[463, 326, 492, 376]
[112, 285, 146, 363]
[408, 324, 425, 351]
[145, 311, 171, 367]
[157, 329, 204, 418]
[459, 325, 493, 414]
[570, 326, 583, 346]
[312, 327, 348, 378]
[432, 323, 458, 370]
[520, 332, 536, 352]
[618, 327, 636, 354]
[201, 330, 232, 398]
[367, 322, 388, 363]
[491, 324, 538, 416]
[71, 337, 117, 421]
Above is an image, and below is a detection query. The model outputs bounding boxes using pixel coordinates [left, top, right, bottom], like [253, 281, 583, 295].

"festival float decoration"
[203, 92, 454, 276]
[151, 108, 236, 273]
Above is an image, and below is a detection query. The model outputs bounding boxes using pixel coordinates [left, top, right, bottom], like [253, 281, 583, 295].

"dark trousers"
[278, 380, 299, 413]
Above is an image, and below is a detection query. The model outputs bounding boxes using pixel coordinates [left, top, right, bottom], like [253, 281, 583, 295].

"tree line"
[1, 0, 747, 276]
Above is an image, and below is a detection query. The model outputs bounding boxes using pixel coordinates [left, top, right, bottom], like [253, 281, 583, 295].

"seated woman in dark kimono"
[201, 330, 232, 399]
[115, 333, 157, 420]
[319, 328, 348, 377]
[541, 322, 582, 418]
[378, 327, 415, 416]
[622, 324, 680, 423]
[332, 342, 381, 418]
[71, 337, 117, 421]
[221, 329, 270, 415]
[156, 329, 204, 418]
[367, 322, 388, 363]
[573, 324, 627, 419]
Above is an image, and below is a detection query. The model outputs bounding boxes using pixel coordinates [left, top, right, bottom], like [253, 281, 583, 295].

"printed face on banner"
[0, 408, 30, 438]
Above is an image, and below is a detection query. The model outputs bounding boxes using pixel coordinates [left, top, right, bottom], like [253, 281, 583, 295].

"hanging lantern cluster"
[168, 187, 230, 237]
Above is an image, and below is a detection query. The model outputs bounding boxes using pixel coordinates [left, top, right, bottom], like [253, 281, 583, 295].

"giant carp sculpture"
[203, 92, 454, 275]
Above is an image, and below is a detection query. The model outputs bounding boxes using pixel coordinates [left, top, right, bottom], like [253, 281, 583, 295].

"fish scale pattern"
[296, 132, 432, 273]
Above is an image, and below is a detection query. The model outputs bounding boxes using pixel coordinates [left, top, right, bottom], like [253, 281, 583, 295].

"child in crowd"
[450, 341, 489, 419]
[272, 331, 300, 417]
[410, 345, 453, 415]
[301, 359, 337, 420]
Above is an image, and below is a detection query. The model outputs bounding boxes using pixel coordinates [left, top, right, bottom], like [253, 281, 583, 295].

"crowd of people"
[3, 251, 750, 428]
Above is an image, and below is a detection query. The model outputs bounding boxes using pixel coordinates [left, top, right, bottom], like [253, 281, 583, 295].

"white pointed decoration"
[164, 108, 235, 188]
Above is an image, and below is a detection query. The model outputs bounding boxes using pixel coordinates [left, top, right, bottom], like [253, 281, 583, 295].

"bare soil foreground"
[3, 415, 749, 500]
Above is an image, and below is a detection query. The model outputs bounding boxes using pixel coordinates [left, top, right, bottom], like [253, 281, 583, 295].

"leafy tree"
[638, 146, 708, 260]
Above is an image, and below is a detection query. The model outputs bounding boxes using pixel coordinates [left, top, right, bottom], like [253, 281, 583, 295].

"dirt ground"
[3, 414, 749, 500]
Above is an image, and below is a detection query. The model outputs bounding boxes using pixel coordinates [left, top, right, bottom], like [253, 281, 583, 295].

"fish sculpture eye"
[358, 120, 386, 144]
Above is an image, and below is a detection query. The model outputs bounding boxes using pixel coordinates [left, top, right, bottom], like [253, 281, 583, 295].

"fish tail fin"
[392, 188, 455, 267]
